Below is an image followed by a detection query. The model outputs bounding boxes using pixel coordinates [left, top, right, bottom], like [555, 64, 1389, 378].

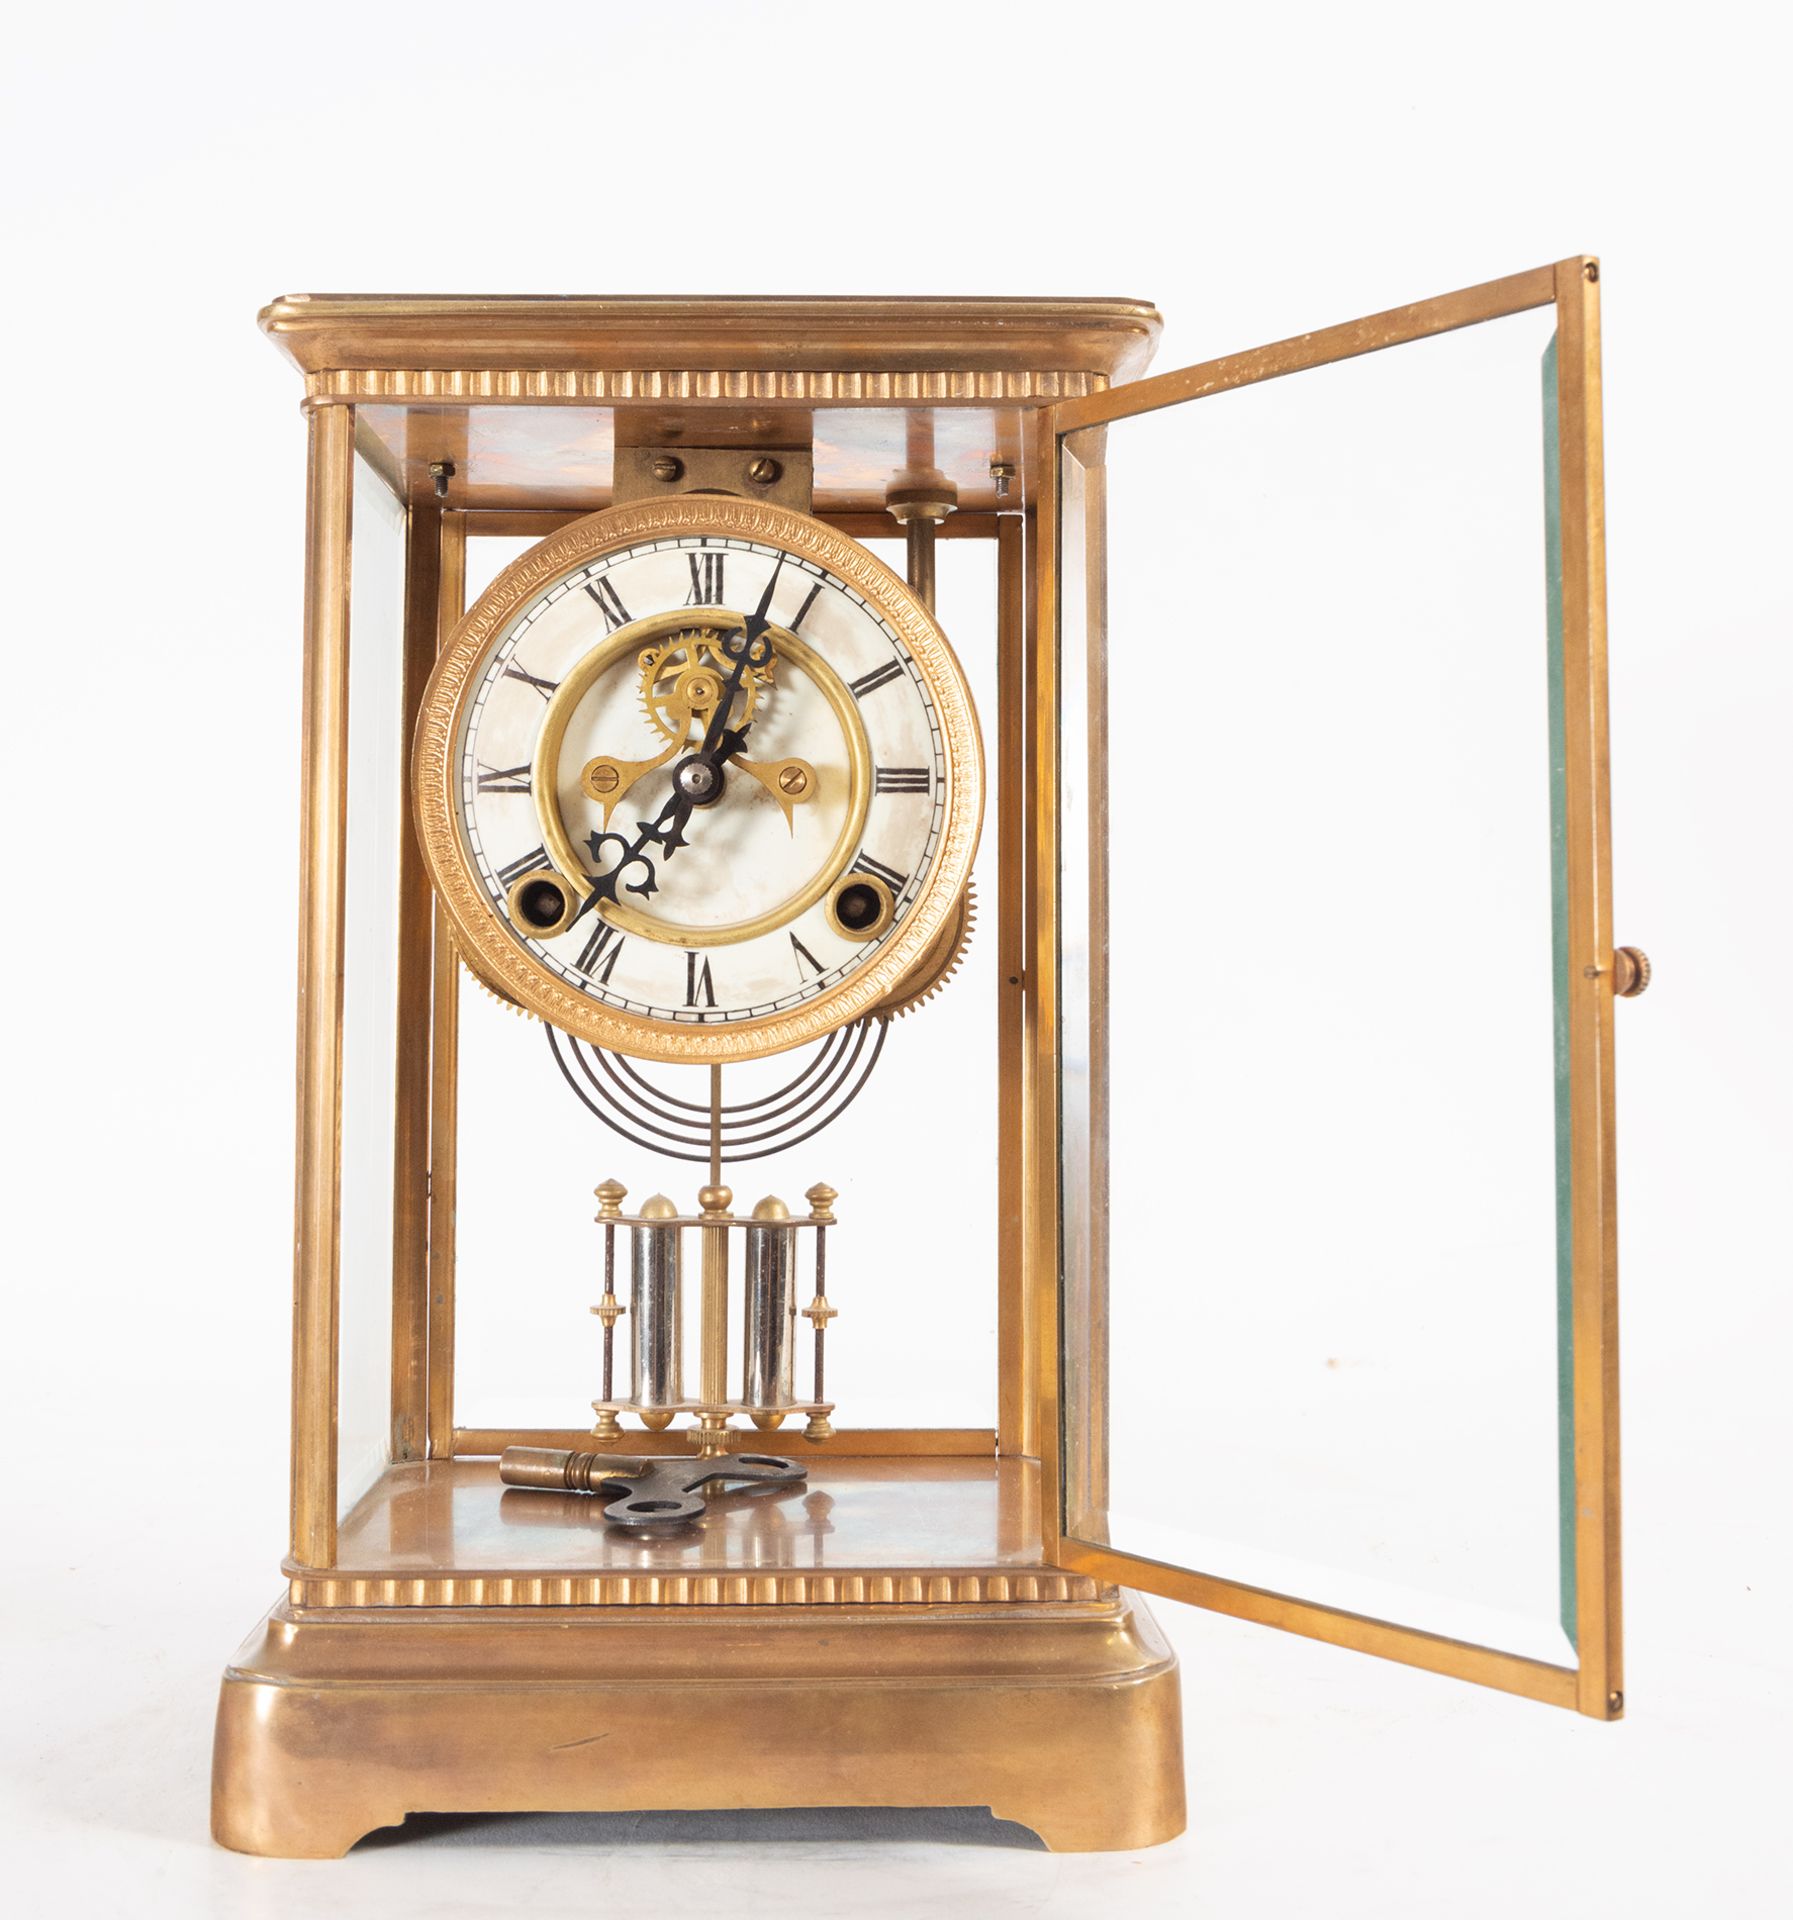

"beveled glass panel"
[336, 452, 409, 1519]
[1059, 305, 1577, 1664]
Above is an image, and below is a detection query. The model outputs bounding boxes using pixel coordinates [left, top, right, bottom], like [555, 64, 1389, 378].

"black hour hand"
[636, 809, 690, 855]
[582, 829, 660, 904]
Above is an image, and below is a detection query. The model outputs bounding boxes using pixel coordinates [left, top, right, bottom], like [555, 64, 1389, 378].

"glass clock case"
[214, 264, 1632, 1858]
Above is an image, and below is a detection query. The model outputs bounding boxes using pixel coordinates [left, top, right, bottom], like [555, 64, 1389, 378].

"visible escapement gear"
[638, 629, 773, 742]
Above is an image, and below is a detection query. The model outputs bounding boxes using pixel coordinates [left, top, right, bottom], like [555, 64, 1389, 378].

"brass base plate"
[212, 1591, 1185, 1857]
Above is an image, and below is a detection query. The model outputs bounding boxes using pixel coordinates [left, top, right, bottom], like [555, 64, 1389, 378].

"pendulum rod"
[695, 1065, 732, 1457]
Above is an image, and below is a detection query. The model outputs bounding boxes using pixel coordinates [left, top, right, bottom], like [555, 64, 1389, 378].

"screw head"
[650, 453, 684, 483]
[778, 764, 809, 795]
[585, 763, 620, 795]
[745, 456, 783, 486]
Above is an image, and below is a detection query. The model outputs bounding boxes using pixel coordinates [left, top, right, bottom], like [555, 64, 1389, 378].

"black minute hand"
[565, 557, 782, 932]
[699, 622, 768, 759]
[692, 552, 782, 760]
[743, 549, 785, 642]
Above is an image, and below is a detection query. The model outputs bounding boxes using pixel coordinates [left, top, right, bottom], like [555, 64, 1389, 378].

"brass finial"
[639, 1193, 679, 1221]
[805, 1183, 837, 1225]
[595, 1178, 627, 1220]
[697, 1184, 733, 1219]
[751, 1194, 791, 1222]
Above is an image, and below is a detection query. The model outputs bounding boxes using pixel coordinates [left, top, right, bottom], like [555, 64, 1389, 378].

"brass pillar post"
[290, 401, 355, 1568]
[886, 417, 956, 612]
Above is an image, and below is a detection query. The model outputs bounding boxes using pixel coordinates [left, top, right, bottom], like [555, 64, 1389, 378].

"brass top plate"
[261, 292, 1162, 387]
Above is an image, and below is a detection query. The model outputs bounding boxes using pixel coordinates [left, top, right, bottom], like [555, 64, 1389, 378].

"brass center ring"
[532, 610, 872, 950]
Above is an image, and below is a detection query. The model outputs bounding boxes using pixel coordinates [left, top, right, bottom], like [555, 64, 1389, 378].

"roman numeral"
[502, 663, 559, 701]
[685, 950, 716, 1008]
[848, 659, 904, 700]
[874, 766, 929, 795]
[583, 575, 630, 631]
[851, 852, 907, 893]
[686, 550, 725, 605]
[497, 846, 551, 888]
[788, 579, 824, 632]
[477, 763, 532, 794]
[790, 932, 824, 978]
[576, 919, 625, 983]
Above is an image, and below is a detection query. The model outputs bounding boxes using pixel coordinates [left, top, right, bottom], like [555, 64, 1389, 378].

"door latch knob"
[1613, 946, 1651, 997]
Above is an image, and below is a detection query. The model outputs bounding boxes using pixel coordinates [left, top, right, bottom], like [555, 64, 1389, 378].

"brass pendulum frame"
[803, 1183, 838, 1442]
[590, 1179, 627, 1444]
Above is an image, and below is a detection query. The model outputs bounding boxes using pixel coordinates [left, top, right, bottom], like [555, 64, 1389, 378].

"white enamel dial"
[415, 498, 981, 1059]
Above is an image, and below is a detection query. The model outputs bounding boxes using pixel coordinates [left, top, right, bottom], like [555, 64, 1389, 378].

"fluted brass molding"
[286, 1569, 1105, 1609]
[259, 294, 1164, 399]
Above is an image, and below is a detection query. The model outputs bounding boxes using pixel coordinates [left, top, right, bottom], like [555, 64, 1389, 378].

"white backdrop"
[1, 4, 1786, 1916]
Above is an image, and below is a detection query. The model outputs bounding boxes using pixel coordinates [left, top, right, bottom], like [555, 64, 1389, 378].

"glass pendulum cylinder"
[742, 1194, 797, 1418]
[629, 1194, 683, 1419]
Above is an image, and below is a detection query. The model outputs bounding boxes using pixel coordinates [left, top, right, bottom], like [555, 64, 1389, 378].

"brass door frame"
[1039, 259, 1624, 1719]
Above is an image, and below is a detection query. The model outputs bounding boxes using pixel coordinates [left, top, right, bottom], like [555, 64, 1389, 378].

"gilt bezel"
[413, 495, 983, 1061]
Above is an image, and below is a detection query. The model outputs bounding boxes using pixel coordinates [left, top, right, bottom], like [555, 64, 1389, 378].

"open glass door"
[1046, 260, 1623, 1717]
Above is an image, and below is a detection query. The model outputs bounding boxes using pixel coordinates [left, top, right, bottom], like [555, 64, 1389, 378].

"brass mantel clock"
[214, 266, 1647, 1855]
